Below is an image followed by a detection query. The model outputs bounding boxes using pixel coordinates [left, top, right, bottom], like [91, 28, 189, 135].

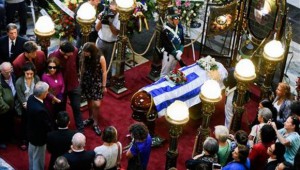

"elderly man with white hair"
[27, 81, 54, 170]
[0, 62, 16, 149]
[63, 133, 95, 170]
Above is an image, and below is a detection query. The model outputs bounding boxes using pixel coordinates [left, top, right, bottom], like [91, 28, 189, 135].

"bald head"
[71, 133, 86, 150]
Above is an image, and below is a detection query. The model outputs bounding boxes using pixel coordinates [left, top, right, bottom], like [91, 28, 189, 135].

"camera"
[100, 7, 115, 25]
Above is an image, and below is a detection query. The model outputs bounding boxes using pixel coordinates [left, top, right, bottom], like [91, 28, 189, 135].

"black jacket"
[0, 35, 28, 63]
[64, 150, 95, 170]
[47, 129, 75, 170]
[27, 95, 54, 146]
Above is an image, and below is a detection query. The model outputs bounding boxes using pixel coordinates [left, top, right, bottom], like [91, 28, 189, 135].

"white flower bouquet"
[197, 55, 219, 71]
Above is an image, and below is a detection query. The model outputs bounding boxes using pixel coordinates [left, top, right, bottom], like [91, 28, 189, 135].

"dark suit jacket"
[27, 95, 53, 146]
[0, 35, 28, 63]
[63, 150, 95, 170]
[265, 160, 280, 170]
[47, 129, 75, 170]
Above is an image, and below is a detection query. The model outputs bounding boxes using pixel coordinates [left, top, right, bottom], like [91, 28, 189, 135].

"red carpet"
[0, 50, 259, 170]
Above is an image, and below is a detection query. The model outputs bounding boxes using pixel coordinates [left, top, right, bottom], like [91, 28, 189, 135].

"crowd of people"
[0, 0, 300, 170]
[0, 0, 155, 169]
[185, 81, 300, 170]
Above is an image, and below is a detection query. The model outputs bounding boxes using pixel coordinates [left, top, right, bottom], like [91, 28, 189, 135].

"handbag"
[127, 143, 143, 170]
[116, 142, 121, 170]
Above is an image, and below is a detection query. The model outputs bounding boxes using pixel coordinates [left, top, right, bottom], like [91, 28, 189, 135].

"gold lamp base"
[34, 29, 55, 56]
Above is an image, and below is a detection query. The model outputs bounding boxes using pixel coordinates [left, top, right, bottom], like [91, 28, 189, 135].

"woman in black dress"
[80, 42, 107, 136]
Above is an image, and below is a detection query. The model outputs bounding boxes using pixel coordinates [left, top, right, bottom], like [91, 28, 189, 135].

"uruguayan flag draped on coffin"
[142, 62, 228, 117]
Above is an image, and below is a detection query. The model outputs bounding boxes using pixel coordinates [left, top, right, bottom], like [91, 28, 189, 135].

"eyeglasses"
[48, 66, 57, 70]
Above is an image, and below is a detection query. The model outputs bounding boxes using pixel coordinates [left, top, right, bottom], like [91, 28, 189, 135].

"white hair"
[0, 62, 12, 71]
[33, 81, 49, 97]
[214, 125, 229, 142]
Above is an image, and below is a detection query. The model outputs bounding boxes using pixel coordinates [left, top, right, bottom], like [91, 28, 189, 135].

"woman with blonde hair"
[272, 82, 292, 128]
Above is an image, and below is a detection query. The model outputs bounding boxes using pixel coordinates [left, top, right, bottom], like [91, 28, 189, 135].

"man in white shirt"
[223, 68, 237, 129]
[95, 0, 120, 86]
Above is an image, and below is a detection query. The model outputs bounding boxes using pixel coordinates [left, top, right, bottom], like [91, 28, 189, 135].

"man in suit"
[47, 111, 75, 170]
[13, 41, 46, 78]
[63, 133, 95, 170]
[0, 62, 16, 149]
[0, 23, 28, 64]
[27, 81, 54, 170]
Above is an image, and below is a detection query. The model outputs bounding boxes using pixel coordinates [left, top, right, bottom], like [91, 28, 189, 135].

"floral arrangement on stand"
[127, 0, 156, 34]
[46, 0, 83, 40]
[175, 0, 204, 36]
[166, 69, 187, 85]
[197, 55, 221, 81]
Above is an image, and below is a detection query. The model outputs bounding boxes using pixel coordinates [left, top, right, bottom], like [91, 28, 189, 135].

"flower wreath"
[210, 14, 233, 33]
[166, 69, 187, 85]
[197, 55, 218, 71]
[46, 0, 80, 40]
[197, 56, 221, 81]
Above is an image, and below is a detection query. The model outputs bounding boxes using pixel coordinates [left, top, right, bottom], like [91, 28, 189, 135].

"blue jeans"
[64, 86, 84, 132]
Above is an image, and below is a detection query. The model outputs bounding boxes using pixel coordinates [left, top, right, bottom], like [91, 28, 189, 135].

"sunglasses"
[48, 66, 57, 70]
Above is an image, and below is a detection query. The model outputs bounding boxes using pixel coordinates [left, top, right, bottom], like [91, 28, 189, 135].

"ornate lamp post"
[230, 59, 256, 132]
[165, 100, 189, 170]
[192, 80, 222, 156]
[261, 40, 284, 99]
[110, 0, 135, 94]
[76, 2, 96, 45]
[148, 0, 171, 81]
[34, 16, 55, 56]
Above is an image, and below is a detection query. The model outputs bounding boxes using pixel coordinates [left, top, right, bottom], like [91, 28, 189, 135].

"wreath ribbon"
[53, 0, 75, 19]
